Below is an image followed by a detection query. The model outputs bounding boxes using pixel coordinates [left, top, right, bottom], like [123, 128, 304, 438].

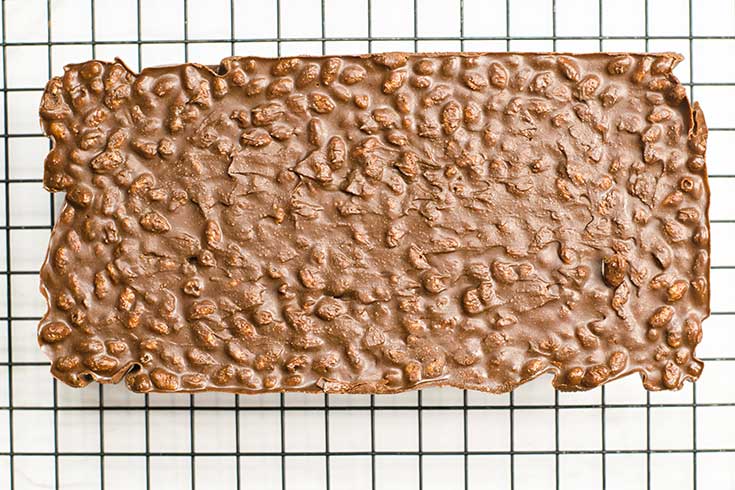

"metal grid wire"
[1, 0, 734, 489]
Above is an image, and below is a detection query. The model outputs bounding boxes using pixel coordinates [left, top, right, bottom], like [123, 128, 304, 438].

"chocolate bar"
[38, 52, 709, 393]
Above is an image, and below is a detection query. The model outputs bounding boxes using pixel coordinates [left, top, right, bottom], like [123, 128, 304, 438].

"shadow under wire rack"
[2, 0, 735, 489]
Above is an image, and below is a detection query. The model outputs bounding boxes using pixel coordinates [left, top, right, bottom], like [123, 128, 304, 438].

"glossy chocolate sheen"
[37, 52, 710, 394]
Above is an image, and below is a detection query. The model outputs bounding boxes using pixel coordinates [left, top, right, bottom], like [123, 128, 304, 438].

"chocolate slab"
[37, 52, 709, 394]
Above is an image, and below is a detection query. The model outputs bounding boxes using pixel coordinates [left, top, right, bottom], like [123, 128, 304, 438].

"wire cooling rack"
[1, 0, 735, 489]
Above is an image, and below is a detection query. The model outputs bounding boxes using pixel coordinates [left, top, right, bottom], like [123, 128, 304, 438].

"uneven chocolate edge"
[36, 52, 709, 394]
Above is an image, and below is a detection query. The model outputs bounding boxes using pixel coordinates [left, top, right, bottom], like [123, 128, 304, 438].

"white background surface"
[1, 0, 734, 489]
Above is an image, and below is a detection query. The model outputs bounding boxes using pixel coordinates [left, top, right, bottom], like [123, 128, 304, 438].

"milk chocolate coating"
[38, 52, 709, 394]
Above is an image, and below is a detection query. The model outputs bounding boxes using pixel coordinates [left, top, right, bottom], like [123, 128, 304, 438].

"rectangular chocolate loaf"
[38, 52, 709, 394]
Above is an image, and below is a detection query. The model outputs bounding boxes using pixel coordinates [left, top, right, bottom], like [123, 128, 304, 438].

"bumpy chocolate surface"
[38, 52, 710, 394]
